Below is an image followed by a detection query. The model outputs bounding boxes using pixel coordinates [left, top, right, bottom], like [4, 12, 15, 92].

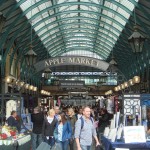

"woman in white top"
[42, 109, 57, 148]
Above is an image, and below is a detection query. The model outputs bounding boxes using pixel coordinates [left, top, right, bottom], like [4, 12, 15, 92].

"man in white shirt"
[77, 108, 83, 119]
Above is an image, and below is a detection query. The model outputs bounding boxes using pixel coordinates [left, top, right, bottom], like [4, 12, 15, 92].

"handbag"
[69, 138, 74, 145]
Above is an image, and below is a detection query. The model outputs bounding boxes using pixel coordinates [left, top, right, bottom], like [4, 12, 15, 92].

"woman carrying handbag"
[54, 112, 72, 150]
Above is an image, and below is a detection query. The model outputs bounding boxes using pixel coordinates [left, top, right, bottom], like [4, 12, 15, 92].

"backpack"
[80, 116, 94, 130]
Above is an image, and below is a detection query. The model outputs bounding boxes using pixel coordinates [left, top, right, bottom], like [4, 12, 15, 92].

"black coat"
[98, 113, 109, 133]
[7, 116, 19, 130]
[31, 113, 44, 134]
[42, 117, 58, 136]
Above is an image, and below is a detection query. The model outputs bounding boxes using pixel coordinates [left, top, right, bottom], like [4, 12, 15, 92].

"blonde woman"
[67, 108, 77, 150]
[42, 109, 58, 148]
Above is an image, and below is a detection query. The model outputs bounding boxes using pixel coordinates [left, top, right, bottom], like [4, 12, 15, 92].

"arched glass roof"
[15, 0, 139, 59]
[61, 50, 102, 60]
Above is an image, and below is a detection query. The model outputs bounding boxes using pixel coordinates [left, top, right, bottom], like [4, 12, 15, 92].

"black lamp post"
[0, 12, 6, 125]
[24, 45, 37, 67]
[0, 12, 6, 33]
[128, 25, 146, 53]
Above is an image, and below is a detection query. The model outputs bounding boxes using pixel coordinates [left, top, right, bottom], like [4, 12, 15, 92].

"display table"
[0, 134, 31, 150]
[102, 136, 150, 150]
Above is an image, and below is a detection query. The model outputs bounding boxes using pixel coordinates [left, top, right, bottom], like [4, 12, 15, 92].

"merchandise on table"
[0, 125, 31, 146]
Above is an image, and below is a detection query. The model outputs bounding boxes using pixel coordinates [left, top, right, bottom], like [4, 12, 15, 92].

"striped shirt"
[74, 116, 97, 146]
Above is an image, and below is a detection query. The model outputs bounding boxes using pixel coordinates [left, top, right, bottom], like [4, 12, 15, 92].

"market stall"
[102, 136, 150, 150]
[0, 134, 31, 150]
[0, 125, 31, 150]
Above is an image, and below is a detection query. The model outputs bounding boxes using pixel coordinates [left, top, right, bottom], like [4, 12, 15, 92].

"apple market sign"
[34, 56, 109, 72]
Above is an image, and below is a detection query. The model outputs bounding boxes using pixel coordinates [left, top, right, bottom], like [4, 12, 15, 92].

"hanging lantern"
[128, 25, 146, 53]
[5, 77, 12, 83]
[133, 76, 140, 84]
[123, 82, 128, 88]
[129, 79, 134, 85]
[29, 85, 34, 90]
[121, 84, 125, 90]
[24, 45, 37, 67]
[20, 81, 25, 87]
[41, 90, 44, 94]
[109, 90, 113, 95]
[33, 87, 37, 92]
[25, 84, 29, 89]
[114, 87, 118, 92]
[118, 85, 121, 91]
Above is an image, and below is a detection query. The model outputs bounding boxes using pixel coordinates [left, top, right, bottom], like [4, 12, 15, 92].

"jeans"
[44, 136, 55, 148]
[81, 145, 91, 150]
[31, 133, 43, 150]
[56, 140, 69, 150]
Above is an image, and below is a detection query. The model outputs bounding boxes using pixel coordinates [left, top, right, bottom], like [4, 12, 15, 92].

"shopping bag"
[36, 142, 50, 150]
[51, 143, 59, 150]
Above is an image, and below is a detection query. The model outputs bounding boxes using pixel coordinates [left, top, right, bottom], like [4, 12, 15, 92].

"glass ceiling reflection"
[16, 0, 139, 59]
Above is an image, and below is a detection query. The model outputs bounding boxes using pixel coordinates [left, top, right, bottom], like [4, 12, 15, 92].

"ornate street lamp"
[128, 25, 146, 53]
[0, 12, 6, 33]
[24, 45, 37, 67]
[44, 68, 52, 79]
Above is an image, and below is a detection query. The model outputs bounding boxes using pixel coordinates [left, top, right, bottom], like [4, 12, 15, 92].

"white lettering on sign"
[35, 56, 109, 72]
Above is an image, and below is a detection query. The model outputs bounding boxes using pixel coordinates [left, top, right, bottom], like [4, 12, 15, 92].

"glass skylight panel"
[19, 0, 30, 11]
[62, 50, 102, 59]
[41, 34, 49, 41]
[117, 7, 130, 19]
[114, 16, 126, 26]
[38, 29, 47, 36]
[16, 0, 138, 59]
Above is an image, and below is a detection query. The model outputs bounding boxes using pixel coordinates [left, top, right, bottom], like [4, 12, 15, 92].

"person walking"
[54, 112, 72, 150]
[75, 106, 100, 150]
[31, 107, 44, 150]
[67, 108, 77, 150]
[42, 109, 58, 149]
[77, 108, 83, 119]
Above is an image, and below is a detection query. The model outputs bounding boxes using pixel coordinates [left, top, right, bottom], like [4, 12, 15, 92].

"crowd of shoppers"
[30, 105, 111, 150]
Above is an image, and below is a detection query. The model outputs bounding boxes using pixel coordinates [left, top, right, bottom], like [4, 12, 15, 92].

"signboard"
[34, 56, 109, 72]
[123, 94, 140, 116]
[60, 80, 85, 87]
[124, 126, 146, 143]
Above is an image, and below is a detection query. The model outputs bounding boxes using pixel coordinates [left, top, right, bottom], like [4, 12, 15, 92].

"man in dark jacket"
[31, 107, 44, 150]
[7, 110, 20, 131]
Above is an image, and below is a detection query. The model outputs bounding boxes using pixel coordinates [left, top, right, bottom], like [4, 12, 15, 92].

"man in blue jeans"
[31, 107, 44, 150]
[75, 106, 100, 150]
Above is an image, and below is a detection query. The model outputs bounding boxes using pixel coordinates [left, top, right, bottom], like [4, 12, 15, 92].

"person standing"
[54, 106, 60, 120]
[98, 108, 110, 138]
[75, 106, 100, 150]
[42, 109, 58, 149]
[31, 107, 44, 150]
[7, 110, 20, 131]
[54, 112, 72, 150]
